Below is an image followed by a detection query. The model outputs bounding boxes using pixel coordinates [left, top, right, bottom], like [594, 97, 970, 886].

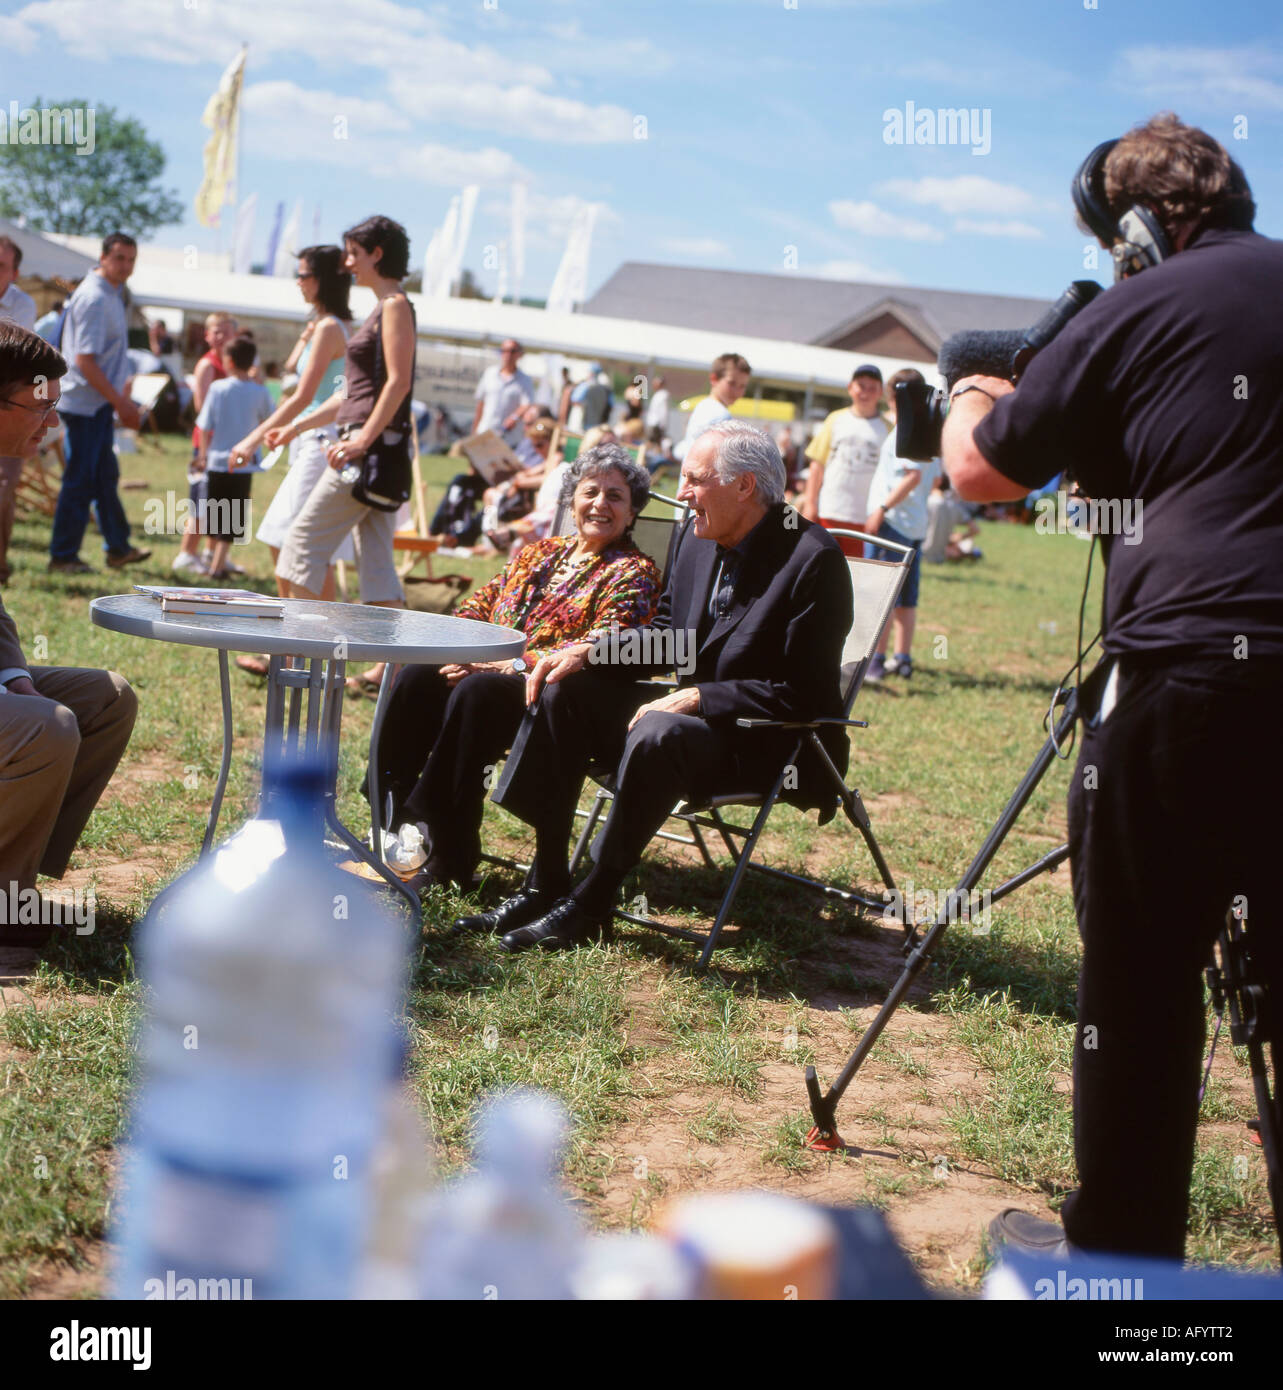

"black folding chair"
[567, 527, 915, 967]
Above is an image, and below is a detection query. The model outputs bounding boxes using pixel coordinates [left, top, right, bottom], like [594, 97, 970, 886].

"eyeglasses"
[1, 396, 59, 418]
[294, 272, 316, 281]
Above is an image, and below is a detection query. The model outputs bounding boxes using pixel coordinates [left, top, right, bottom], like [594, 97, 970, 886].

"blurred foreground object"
[113, 756, 411, 1300]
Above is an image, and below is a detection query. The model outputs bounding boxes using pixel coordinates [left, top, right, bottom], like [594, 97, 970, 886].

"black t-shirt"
[975, 227, 1283, 659]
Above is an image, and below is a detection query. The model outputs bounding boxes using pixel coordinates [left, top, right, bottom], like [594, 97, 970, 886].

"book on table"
[134, 585, 286, 619]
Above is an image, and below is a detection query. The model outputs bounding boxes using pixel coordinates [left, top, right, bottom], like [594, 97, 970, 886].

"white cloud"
[878, 175, 1044, 217]
[375, 142, 532, 189]
[829, 199, 944, 242]
[657, 236, 732, 259]
[811, 260, 908, 285]
[11, 0, 526, 77]
[954, 218, 1044, 240]
[0, 13, 38, 50]
[538, 19, 673, 78]
[243, 81, 411, 149]
[1117, 47, 1283, 111]
[388, 74, 634, 145]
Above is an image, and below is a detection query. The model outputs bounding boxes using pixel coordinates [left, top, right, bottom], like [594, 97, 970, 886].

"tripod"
[804, 679, 1083, 1149]
[1204, 908, 1283, 1255]
[803, 662, 1283, 1252]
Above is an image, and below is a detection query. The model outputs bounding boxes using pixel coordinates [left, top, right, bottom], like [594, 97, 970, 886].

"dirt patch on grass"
[21, 1240, 106, 1301]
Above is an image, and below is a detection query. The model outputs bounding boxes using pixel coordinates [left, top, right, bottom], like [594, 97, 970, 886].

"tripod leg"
[804, 690, 1082, 1138]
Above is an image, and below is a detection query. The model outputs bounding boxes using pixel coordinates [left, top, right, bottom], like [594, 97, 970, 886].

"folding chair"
[553, 492, 686, 576]
[567, 526, 915, 967]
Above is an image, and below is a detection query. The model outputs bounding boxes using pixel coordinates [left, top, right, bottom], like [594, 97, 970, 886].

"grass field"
[0, 432, 1276, 1296]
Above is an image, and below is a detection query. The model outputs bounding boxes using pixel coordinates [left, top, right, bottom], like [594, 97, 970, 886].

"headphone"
[1071, 138, 1173, 282]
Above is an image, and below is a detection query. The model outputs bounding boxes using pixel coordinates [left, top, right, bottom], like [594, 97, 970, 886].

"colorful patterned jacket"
[457, 534, 661, 665]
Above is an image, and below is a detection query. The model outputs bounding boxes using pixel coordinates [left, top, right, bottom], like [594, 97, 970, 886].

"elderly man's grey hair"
[698, 419, 786, 506]
[558, 441, 651, 516]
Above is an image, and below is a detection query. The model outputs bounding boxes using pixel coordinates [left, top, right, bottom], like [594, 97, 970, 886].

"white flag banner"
[510, 183, 527, 305]
[429, 196, 460, 299]
[443, 184, 479, 298]
[492, 238, 509, 304]
[194, 45, 247, 229]
[232, 192, 257, 275]
[274, 198, 302, 277]
[546, 203, 598, 314]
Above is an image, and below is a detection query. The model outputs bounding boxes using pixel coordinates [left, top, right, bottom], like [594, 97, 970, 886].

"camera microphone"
[936, 330, 1025, 393]
[896, 280, 1107, 461]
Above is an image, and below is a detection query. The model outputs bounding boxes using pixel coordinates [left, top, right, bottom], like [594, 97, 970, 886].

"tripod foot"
[804, 1124, 849, 1153]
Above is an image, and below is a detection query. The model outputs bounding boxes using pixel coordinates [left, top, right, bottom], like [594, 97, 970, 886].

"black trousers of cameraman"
[1060, 654, 1283, 1260]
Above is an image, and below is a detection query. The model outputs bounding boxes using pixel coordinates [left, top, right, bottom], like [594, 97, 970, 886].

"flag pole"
[233, 42, 247, 267]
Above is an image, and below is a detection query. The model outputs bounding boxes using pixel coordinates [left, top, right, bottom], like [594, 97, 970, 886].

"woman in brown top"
[274, 215, 415, 609]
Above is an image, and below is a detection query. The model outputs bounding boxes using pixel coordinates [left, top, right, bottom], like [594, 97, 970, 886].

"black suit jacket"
[619, 503, 853, 807]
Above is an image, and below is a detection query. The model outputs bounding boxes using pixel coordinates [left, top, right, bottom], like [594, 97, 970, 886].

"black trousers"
[493, 669, 789, 911]
[1059, 656, 1283, 1259]
[371, 666, 526, 878]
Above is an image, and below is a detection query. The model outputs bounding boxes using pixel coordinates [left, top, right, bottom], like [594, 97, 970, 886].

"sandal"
[345, 675, 380, 699]
[236, 654, 270, 677]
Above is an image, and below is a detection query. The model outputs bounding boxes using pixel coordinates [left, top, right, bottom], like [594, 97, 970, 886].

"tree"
[0, 97, 183, 238]
[457, 268, 487, 300]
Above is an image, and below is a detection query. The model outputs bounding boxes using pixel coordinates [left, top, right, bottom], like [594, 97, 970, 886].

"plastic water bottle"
[113, 756, 411, 1300]
[417, 1091, 583, 1300]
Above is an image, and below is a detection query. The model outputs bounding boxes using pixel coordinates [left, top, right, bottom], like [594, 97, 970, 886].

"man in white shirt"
[673, 352, 751, 462]
[0, 237, 38, 586]
[800, 363, 888, 557]
[472, 339, 534, 448]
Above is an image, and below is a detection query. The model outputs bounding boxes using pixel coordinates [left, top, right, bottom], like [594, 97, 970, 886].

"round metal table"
[90, 596, 525, 918]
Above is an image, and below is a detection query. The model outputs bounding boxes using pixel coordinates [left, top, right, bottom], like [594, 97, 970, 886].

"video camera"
[894, 280, 1103, 463]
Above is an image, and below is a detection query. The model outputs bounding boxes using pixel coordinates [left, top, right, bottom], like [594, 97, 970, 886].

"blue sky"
[2, 0, 1280, 304]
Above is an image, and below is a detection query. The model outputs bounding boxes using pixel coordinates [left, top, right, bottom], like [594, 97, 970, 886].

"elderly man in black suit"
[457, 418, 854, 952]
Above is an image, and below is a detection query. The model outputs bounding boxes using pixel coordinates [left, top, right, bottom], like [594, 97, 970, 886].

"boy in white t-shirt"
[673, 352, 751, 462]
[864, 367, 941, 680]
[801, 363, 888, 557]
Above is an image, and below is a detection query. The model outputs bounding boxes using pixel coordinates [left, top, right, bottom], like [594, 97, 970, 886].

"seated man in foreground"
[458, 420, 853, 952]
[0, 324, 137, 955]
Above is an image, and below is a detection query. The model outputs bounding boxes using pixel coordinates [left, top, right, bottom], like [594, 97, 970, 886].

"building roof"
[583, 262, 1055, 351]
[0, 218, 95, 281]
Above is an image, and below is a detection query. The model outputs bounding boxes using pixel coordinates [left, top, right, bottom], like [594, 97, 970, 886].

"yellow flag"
[194, 46, 247, 229]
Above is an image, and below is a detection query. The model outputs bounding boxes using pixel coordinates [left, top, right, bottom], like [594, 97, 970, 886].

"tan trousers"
[0, 667, 137, 902]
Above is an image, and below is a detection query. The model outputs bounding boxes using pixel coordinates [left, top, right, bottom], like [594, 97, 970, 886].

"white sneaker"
[223, 559, 247, 576]
[171, 551, 208, 574]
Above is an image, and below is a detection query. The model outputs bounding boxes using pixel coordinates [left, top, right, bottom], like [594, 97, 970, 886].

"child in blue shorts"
[864, 368, 940, 680]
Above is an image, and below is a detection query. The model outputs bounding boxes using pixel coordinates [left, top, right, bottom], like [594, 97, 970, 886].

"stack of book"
[135, 585, 286, 619]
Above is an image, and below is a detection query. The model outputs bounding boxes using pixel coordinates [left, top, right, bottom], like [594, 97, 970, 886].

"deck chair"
[15, 445, 62, 520]
[566, 526, 915, 967]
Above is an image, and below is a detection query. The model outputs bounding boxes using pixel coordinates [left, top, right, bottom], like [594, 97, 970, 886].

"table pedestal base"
[198, 651, 421, 924]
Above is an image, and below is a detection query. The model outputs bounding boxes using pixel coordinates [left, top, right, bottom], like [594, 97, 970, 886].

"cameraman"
[942, 113, 1283, 1261]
